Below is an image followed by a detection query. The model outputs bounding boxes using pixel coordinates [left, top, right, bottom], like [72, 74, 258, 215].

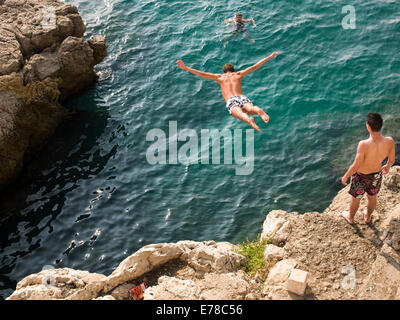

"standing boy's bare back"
[356, 135, 395, 175]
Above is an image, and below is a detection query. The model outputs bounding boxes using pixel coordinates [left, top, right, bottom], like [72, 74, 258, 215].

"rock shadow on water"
[0, 106, 113, 299]
[0, 107, 111, 219]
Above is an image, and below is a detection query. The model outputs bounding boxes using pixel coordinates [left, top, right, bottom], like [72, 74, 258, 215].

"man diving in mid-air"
[176, 52, 279, 132]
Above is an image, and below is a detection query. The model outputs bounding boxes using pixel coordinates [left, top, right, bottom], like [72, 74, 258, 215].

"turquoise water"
[0, 0, 399, 298]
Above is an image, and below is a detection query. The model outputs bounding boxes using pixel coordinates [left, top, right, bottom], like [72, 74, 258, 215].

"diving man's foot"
[256, 107, 270, 124]
[248, 118, 261, 132]
[261, 114, 270, 124]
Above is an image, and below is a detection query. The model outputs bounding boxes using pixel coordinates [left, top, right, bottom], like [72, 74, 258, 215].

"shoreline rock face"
[7, 167, 400, 300]
[7, 241, 247, 300]
[0, 0, 108, 189]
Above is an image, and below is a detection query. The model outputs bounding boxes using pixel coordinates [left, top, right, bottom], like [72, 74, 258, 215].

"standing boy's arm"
[382, 137, 396, 174]
[341, 142, 365, 185]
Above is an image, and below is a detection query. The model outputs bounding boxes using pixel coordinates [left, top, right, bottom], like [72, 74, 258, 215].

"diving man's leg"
[231, 106, 261, 132]
[243, 103, 270, 124]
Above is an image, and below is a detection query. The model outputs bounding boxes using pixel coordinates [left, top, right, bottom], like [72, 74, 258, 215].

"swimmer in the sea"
[224, 13, 256, 42]
[176, 52, 279, 132]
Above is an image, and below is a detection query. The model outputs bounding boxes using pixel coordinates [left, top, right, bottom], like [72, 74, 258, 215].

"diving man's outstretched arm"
[176, 60, 219, 81]
[238, 52, 279, 77]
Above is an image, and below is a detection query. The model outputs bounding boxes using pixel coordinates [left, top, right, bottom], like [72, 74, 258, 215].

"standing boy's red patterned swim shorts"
[348, 171, 383, 198]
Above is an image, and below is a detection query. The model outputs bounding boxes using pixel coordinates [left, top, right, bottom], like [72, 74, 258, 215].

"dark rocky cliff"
[0, 0, 108, 189]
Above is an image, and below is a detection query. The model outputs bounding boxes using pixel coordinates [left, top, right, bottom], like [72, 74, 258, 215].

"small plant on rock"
[235, 233, 272, 278]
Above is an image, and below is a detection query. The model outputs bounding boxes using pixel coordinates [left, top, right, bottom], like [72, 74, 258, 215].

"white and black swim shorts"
[226, 95, 252, 114]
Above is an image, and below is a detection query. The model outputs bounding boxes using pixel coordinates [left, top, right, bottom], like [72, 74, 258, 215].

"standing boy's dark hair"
[223, 63, 235, 73]
[367, 112, 383, 132]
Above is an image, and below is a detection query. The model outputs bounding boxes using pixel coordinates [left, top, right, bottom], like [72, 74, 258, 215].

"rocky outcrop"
[0, 0, 108, 189]
[262, 259, 298, 300]
[144, 272, 250, 300]
[261, 210, 298, 245]
[7, 167, 400, 300]
[7, 268, 106, 300]
[7, 241, 246, 300]
[264, 244, 287, 262]
[261, 166, 400, 300]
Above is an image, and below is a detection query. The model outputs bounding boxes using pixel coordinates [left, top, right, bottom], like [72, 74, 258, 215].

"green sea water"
[0, 0, 399, 298]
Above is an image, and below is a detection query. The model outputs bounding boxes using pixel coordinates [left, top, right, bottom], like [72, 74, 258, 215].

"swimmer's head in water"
[236, 13, 243, 19]
[223, 63, 235, 73]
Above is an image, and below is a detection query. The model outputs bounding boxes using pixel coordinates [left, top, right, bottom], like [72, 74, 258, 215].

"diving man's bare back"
[176, 52, 278, 132]
[217, 72, 245, 102]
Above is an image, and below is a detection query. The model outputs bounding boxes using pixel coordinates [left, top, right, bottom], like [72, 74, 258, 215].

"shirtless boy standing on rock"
[341, 113, 396, 225]
[176, 52, 278, 132]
